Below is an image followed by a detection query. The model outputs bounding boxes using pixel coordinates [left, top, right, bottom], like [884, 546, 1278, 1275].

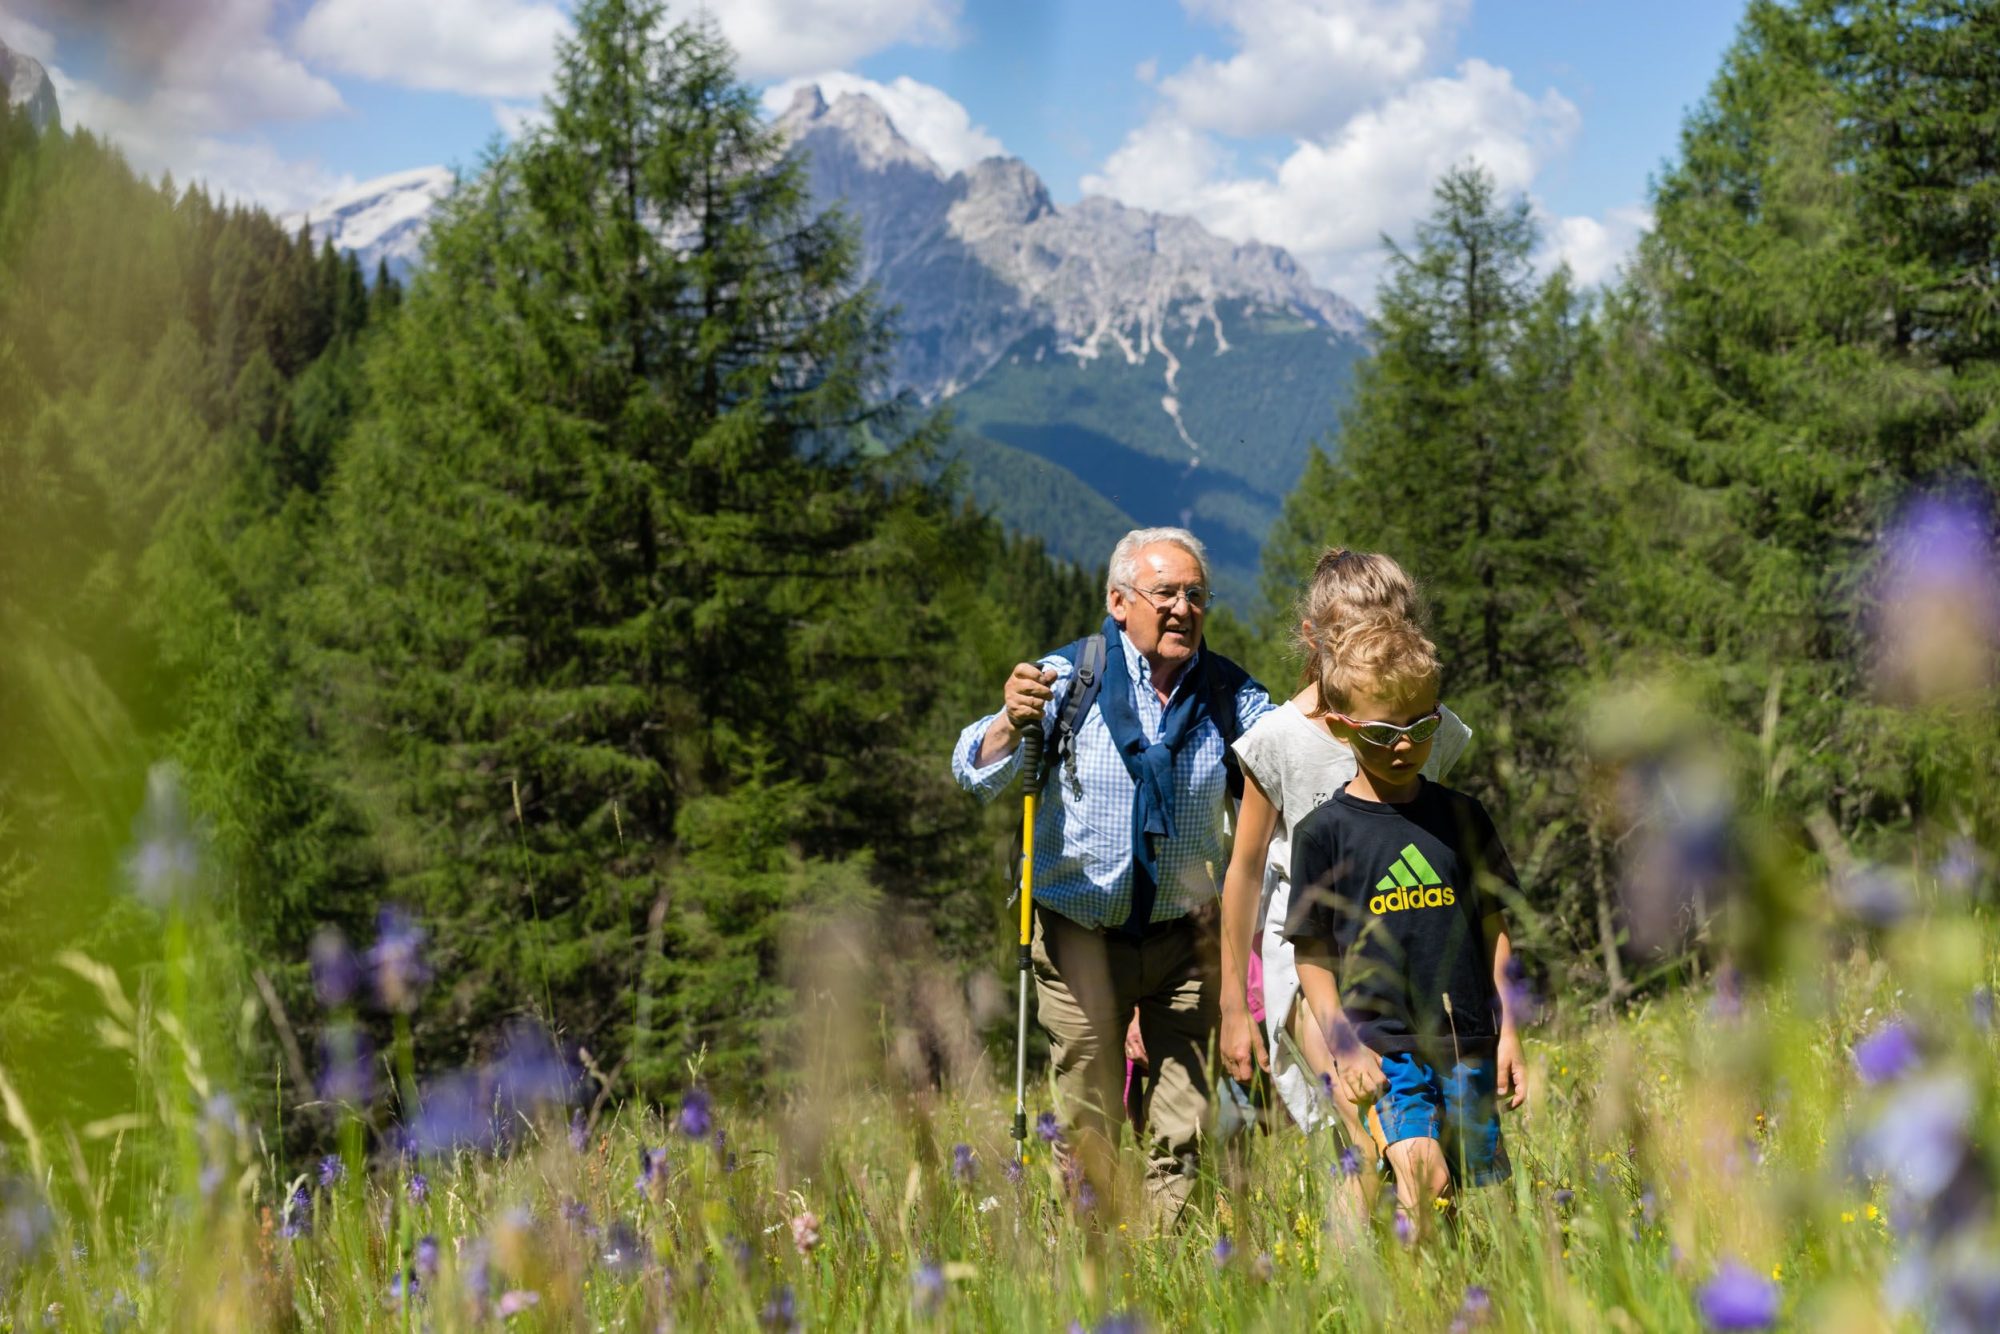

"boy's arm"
[1218, 769, 1278, 1080]
[1488, 917, 1526, 1109]
[1294, 940, 1384, 1108]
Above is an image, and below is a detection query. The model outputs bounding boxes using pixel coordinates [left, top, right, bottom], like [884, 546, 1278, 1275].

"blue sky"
[0, 0, 1748, 304]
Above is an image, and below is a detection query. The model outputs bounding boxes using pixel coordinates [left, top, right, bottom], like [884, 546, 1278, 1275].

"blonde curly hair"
[1294, 548, 1424, 687]
[1313, 607, 1440, 718]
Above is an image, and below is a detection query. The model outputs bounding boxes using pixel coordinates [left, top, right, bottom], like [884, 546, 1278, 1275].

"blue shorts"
[1374, 1052, 1511, 1187]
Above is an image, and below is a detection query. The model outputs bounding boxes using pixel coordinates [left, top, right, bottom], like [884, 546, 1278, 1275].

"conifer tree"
[308, 0, 955, 1088]
[1259, 165, 1597, 951]
[1597, 0, 2000, 832]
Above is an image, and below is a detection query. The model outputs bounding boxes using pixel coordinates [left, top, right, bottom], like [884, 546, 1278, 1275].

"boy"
[1285, 611, 1526, 1232]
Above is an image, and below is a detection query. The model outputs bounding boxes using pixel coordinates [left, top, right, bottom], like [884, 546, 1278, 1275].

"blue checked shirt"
[953, 630, 1273, 930]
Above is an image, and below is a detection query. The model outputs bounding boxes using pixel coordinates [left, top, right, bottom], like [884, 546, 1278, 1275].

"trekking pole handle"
[1016, 720, 1041, 957]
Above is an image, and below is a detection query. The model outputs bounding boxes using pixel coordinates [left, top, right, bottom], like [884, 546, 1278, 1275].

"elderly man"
[953, 526, 1271, 1222]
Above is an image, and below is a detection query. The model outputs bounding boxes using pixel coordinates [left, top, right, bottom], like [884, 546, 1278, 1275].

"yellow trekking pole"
[1012, 719, 1044, 1162]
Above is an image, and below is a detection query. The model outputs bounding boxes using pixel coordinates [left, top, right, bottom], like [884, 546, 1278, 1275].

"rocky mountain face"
[283, 88, 1367, 593]
[771, 87, 1366, 591]
[1, 39, 60, 133]
[773, 86, 1362, 405]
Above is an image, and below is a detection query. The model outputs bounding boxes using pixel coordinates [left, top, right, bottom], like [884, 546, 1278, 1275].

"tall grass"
[2, 842, 1993, 1331]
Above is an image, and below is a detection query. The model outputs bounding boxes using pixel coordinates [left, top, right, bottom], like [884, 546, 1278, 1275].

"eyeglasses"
[1126, 583, 1216, 613]
[1331, 708, 1443, 748]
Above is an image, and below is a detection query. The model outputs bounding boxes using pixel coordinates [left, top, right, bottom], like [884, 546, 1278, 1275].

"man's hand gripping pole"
[1011, 721, 1043, 1162]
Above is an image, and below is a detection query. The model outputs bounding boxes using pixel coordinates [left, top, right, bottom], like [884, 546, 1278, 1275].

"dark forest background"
[3, 0, 1997, 1147]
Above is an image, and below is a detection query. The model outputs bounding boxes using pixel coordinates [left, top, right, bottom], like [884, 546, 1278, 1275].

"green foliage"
[295, 1, 1101, 1096]
[1597, 0, 2000, 838]
[1262, 165, 1602, 966]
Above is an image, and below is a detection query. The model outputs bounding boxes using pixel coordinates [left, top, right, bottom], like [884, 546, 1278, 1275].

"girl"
[1217, 549, 1472, 1133]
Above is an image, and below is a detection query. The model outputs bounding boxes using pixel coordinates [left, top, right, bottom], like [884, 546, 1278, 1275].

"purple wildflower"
[1697, 1260, 1780, 1330]
[1, 1176, 54, 1272]
[1002, 1156, 1024, 1185]
[1502, 956, 1543, 1025]
[1936, 839, 1985, 896]
[1853, 1022, 1920, 1085]
[406, 1173, 428, 1206]
[414, 1235, 440, 1280]
[492, 1019, 579, 1113]
[496, 1290, 539, 1318]
[677, 1088, 712, 1140]
[950, 1143, 976, 1184]
[310, 927, 361, 1007]
[636, 1146, 670, 1196]
[1337, 1144, 1363, 1178]
[911, 1261, 946, 1314]
[124, 762, 200, 909]
[1035, 1111, 1062, 1144]
[406, 1069, 499, 1155]
[1076, 1180, 1097, 1213]
[366, 906, 430, 1013]
[569, 1110, 590, 1153]
[601, 1219, 644, 1278]
[1094, 1312, 1148, 1334]
[317, 1026, 376, 1107]
[1974, 988, 1995, 1033]
[1835, 865, 1915, 928]
[1211, 1236, 1234, 1267]
[279, 1185, 312, 1239]
[318, 1154, 345, 1188]
[758, 1285, 798, 1332]
[1450, 1285, 1494, 1331]
[1554, 1188, 1575, 1207]
[1873, 493, 2000, 705]
[1393, 1211, 1415, 1245]
[1710, 964, 1744, 1021]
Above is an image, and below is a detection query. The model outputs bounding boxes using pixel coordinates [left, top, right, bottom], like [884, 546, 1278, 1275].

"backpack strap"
[1049, 633, 1107, 798]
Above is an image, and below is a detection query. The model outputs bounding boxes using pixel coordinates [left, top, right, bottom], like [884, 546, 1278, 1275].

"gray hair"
[1105, 527, 1212, 605]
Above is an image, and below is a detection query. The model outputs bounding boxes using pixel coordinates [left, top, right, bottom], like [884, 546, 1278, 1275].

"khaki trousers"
[1031, 904, 1217, 1226]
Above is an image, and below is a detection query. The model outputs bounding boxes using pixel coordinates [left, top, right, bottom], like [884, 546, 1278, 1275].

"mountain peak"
[776, 84, 940, 179]
[282, 166, 456, 281]
[955, 157, 1052, 231]
[0, 38, 60, 134]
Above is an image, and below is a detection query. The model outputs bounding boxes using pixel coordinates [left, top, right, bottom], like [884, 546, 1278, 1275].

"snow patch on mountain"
[775, 84, 1364, 402]
[282, 166, 457, 281]
[0, 38, 59, 133]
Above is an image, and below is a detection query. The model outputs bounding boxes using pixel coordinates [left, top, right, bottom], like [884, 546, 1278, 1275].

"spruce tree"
[307, 0, 950, 1089]
[1260, 165, 1598, 953]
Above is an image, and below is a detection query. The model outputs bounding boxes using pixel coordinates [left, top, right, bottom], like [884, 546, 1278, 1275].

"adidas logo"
[1368, 843, 1456, 914]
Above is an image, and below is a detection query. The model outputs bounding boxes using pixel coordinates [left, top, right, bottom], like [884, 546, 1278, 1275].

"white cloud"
[294, 0, 567, 100]
[668, 0, 959, 81]
[10, 0, 346, 212]
[18, 0, 343, 131]
[491, 99, 548, 140]
[53, 68, 351, 213]
[1085, 59, 1579, 304]
[1163, 0, 1467, 137]
[0, 7, 56, 61]
[1541, 203, 1652, 290]
[762, 71, 1001, 174]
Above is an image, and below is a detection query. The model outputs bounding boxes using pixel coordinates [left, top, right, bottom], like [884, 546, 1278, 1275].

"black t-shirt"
[1284, 779, 1518, 1062]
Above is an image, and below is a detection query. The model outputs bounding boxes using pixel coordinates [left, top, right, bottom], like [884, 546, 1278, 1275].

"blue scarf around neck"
[1094, 614, 1213, 935]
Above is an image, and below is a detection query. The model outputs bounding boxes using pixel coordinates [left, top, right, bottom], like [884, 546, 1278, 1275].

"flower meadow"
[2, 813, 1998, 1333]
